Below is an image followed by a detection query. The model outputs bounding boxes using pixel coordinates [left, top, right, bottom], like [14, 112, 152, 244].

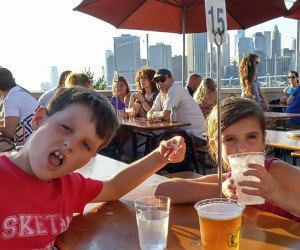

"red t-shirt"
[0, 155, 103, 249]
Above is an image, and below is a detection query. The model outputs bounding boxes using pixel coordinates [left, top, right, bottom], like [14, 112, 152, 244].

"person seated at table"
[280, 71, 299, 105]
[64, 71, 94, 89]
[0, 67, 39, 152]
[239, 53, 269, 111]
[0, 86, 186, 249]
[193, 77, 217, 119]
[110, 75, 130, 111]
[128, 67, 159, 117]
[147, 68, 206, 147]
[38, 70, 71, 107]
[285, 79, 300, 129]
[185, 73, 202, 97]
[155, 97, 300, 222]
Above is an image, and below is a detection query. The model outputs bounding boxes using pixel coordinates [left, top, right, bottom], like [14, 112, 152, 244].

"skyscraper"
[149, 43, 172, 70]
[187, 33, 208, 76]
[253, 32, 266, 55]
[105, 50, 114, 86]
[222, 33, 230, 73]
[264, 31, 271, 58]
[272, 24, 281, 59]
[113, 34, 141, 85]
[238, 37, 254, 62]
[50, 66, 58, 89]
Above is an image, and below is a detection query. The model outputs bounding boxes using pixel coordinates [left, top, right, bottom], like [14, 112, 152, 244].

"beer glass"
[194, 198, 245, 250]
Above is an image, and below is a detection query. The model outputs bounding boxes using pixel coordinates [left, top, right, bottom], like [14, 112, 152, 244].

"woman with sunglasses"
[280, 71, 299, 104]
[285, 71, 300, 128]
[239, 53, 269, 111]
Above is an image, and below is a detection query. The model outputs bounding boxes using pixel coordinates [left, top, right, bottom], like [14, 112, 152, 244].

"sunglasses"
[288, 76, 296, 79]
[155, 76, 169, 84]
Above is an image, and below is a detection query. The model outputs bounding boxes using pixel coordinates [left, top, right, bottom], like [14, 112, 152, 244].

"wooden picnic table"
[56, 155, 300, 250]
[119, 118, 191, 160]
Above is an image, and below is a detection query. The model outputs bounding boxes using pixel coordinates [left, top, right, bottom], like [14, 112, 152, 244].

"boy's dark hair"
[0, 67, 17, 91]
[48, 87, 118, 148]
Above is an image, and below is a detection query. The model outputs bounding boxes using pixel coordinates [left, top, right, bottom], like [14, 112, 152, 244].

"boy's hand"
[222, 178, 237, 200]
[159, 136, 186, 163]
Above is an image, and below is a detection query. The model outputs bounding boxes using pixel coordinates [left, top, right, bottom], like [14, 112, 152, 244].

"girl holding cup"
[155, 97, 300, 222]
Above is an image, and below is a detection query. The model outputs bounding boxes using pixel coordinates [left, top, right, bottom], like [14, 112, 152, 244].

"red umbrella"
[74, 0, 288, 85]
[286, 0, 300, 19]
[74, 0, 288, 33]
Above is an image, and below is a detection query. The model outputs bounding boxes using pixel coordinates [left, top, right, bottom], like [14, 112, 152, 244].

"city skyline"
[0, 0, 298, 91]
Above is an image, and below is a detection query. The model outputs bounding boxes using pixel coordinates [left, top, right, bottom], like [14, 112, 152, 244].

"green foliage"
[82, 67, 107, 90]
[94, 75, 107, 90]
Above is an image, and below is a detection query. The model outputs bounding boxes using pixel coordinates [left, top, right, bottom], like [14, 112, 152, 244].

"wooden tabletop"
[56, 155, 300, 250]
[119, 117, 191, 132]
[266, 129, 300, 151]
[264, 112, 300, 120]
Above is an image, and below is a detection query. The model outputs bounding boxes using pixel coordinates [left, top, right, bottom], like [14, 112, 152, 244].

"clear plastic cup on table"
[134, 196, 170, 250]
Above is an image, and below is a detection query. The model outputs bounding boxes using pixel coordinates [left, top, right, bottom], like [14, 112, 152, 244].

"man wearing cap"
[0, 67, 39, 151]
[185, 73, 202, 97]
[148, 68, 206, 146]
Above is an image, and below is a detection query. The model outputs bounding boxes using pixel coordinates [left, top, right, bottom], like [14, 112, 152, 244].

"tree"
[82, 67, 107, 90]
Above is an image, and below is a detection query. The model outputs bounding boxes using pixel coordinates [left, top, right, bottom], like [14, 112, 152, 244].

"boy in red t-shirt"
[0, 86, 186, 249]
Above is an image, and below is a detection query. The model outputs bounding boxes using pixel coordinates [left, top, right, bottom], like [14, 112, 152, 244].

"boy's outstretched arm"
[92, 136, 186, 202]
[154, 174, 226, 204]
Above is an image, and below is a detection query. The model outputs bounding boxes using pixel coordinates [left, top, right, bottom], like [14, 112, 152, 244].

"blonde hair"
[239, 53, 259, 99]
[193, 78, 216, 105]
[64, 72, 90, 88]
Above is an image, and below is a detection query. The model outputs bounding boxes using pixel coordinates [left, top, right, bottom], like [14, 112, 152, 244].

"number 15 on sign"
[205, 0, 227, 44]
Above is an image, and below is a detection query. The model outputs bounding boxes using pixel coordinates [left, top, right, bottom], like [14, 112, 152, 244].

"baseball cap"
[153, 68, 172, 80]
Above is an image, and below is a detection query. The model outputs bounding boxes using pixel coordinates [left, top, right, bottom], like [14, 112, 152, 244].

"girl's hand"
[222, 178, 237, 200]
[134, 92, 144, 101]
[238, 163, 284, 205]
[159, 136, 186, 163]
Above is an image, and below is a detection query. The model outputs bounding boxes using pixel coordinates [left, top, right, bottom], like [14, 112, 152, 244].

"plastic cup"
[134, 196, 170, 250]
[228, 152, 265, 205]
[116, 110, 125, 122]
[125, 107, 135, 121]
[194, 198, 245, 250]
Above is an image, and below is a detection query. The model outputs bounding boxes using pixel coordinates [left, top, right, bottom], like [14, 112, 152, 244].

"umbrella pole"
[181, 7, 186, 86]
[214, 29, 223, 198]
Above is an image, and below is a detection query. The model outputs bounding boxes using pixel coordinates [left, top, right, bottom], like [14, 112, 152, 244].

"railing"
[104, 74, 288, 91]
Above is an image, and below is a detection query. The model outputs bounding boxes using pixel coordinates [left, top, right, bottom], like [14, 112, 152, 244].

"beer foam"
[196, 203, 243, 220]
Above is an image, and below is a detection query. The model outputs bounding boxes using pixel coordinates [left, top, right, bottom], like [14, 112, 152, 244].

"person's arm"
[287, 95, 295, 105]
[91, 136, 186, 202]
[0, 116, 19, 138]
[239, 160, 300, 218]
[287, 87, 298, 105]
[154, 174, 227, 204]
[258, 86, 269, 110]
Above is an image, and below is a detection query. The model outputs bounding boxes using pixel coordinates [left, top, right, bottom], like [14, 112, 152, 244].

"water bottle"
[170, 105, 177, 124]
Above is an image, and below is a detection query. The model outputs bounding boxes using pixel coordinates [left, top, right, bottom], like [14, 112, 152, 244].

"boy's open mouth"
[49, 150, 64, 167]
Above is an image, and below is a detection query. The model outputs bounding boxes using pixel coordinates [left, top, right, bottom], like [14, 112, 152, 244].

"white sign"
[205, 0, 227, 44]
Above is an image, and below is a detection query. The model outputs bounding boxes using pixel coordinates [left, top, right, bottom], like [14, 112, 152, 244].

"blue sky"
[0, 0, 297, 90]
